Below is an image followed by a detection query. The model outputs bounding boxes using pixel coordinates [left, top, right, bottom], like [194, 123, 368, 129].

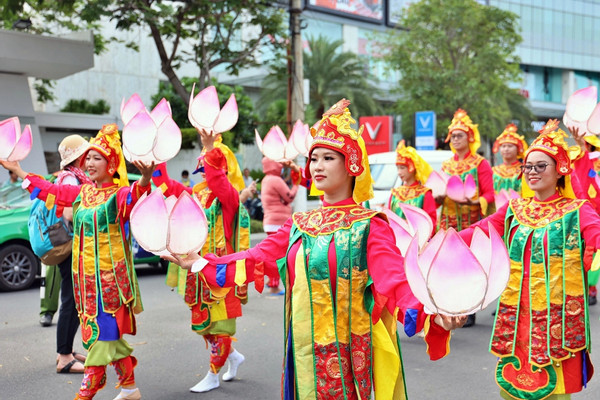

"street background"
[2, 251, 600, 399]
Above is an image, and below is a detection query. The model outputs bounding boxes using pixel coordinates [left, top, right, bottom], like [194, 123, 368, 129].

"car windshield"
[370, 163, 400, 190]
[0, 184, 30, 209]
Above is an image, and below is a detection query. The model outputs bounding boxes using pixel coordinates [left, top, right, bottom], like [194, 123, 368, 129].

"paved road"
[2, 263, 600, 399]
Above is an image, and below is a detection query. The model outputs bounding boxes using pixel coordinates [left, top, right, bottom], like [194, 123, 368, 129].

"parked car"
[367, 149, 453, 211]
[0, 175, 166, 292]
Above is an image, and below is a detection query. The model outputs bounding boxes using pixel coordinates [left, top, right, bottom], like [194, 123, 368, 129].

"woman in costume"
[389, 141, 437, 226]
[491, 123, 528, 194]
[165, 100, 466, 400]
[438, 109, 494, 232]
[568, 126, 600, 306]
[459, 120, 600, 400]
[151, 130, 254, 393]
[1, 124, 154, 400]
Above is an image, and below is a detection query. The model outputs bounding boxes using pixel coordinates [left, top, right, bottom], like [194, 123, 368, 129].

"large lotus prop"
[404, 225, 510, 316]
[255, 120, 311, 162]
[563, 86, 600, 136]
[426, 171, 477, 203]
[494, 188, 520, 209]
[0, 117, 32, 162]
[121, 95, 182, 163]
[383, 204, 433, 256]
[188, 84, 238, 134]
[425, 171, 449, 198]
[130, 189, 208, 256]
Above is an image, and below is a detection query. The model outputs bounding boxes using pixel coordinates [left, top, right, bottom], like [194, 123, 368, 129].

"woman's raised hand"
[197, 128, 217, 151]
[568, 126, 587, 151]
[132, 160, 156, 187]
[0, 160, 27, 179]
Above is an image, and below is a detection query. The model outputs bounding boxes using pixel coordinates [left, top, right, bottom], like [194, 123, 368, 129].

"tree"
[260, 35, 382, 126]
[61, 99, 110, 114]
[2, 0, 287, 105]
[151, 77, 259, 150]
[383, 0, 534, 146]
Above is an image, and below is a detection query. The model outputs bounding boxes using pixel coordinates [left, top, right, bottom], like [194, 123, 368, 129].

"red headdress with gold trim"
[306, 99, 373, 203]
[445, 108, 481, 154]
[525, 119, 574, 175]
[395, 141, 433, 184]
[81, 124, 129, 187]
[492, 123, 528, 158]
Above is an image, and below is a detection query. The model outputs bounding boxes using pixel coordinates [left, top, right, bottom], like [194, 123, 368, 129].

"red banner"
[359, 115, 393, 155]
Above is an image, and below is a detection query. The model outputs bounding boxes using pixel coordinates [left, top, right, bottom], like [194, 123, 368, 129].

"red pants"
[74, 356, 137, 400]
[265, 231, 280, 288]
[204, 334, 232, 373]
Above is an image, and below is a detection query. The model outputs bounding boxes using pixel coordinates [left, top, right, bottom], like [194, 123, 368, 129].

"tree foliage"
[383, 0, 533, 146]
[61, 99, 110, 114]
[2, 0, 287, 105]
[260, 35, 382, 126]
[152, 77, 258, 150]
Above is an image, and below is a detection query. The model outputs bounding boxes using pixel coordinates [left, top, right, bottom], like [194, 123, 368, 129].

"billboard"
[415, 111, 436, 150]
[359, 115, 393, 154]
[307, 0, 384, 23]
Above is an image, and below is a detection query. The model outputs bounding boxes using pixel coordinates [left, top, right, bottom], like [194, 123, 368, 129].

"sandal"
[57, 359, 84, 374]
[56, 352, 87, 364]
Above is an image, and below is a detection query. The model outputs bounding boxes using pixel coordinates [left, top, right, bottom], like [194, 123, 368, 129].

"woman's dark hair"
[557, 175, 566, 191]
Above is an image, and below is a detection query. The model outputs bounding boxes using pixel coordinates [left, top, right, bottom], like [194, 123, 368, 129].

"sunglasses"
[521, 163, 553, 174]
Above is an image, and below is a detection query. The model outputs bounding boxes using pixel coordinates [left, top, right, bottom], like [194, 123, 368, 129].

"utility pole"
[289, 0, 307, 211]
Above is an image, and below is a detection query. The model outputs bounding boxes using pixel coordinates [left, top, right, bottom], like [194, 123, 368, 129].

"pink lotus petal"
[122, 110, 157, 158]
[262, 125, 287, 161]
[164, 195, 177, 213]
[213, 94, 239, 134]
[284, 140, 299, 160]
[566, 86, 598, 122]
[383, 208, 414, 255]
[425, 171, 447, 198]
[290, 120, 309, 155]
[150, 98, 172, 126]
[481, 224, 510, 308]
[255, 129, 263, 152]
[398, 203, 433, 248]
[587, 103, 600, 135]
[426, 229, 487, 315]
[508, 189, 520, 199]
[463, 174, 477, 199]
[563, 113, 590, 136]
[419, 229, 445, 274]
[8, 124, 32, 162]
[188, 84, 220, 131]
[130, 190, 169, 253]
[303, 124, 312, 156]
[166, 192, 209, 255]
[446, 175, 466, 202]
[0, 117, 19, 160]
[469, 227, 491, 275]
[404, 236, 437, 312]
[122, 146, 132, 162]
[495, 190, 509, 210]
[121, 94, 146, 126]
[153, 117, 182, 163]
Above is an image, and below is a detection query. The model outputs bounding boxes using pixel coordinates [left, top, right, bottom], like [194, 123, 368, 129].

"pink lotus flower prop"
[563, 86, 600, 136]
[130, 189, 208, 256]
[446, 174, 477, 203]
[0, 117, 32, 162]
[383, 204, 433, 256]
[404, 225, 510, 316]
[425, 171, 449, 198]
[121, 95, 182, 163]
[188, 84, 238, 134]
[494, 188, 520, 209]
[256, 120, 311, 162]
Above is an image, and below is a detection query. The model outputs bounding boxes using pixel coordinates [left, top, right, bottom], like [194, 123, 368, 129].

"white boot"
[113, 388, 141, 400]
[222, 349, 245, 382]
[190, 371, 220, 393]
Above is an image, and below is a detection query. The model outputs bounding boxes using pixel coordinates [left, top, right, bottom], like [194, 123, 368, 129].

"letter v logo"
[365, 122, 382, 140]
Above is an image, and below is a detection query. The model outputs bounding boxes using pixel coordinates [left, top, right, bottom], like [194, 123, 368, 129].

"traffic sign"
[415, 111, 436, 150]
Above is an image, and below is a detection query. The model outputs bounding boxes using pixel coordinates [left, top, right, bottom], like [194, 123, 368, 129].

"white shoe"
[113, 388, 141, 400]
[222, 349, 245, 382]
[190, 371, 220, 393]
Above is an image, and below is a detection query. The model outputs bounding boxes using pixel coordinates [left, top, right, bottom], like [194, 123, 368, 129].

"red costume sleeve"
[151, 163, 193, 197]
[572, 152, 600, 213]
[290, 169, 311, 189]
[116, 181, 152, 221]
[24, 174, 81, 206]
[204, 147, 240, 242]
[579, 201, 600, 262]
[477, 159, 495, 205]
[423, 190, 438, 227]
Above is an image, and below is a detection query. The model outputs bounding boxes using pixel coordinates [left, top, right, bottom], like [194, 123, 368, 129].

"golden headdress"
[395, 141, 433, 184]
[445, 108, 481, 154]
[82, 124, 129, 187]
[492, 123, 528, 159]
[306, 99, 373, 204]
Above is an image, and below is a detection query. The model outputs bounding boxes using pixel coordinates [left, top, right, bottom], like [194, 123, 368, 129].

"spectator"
[180, 169, 195, 187]
[242, 167, 253, 188]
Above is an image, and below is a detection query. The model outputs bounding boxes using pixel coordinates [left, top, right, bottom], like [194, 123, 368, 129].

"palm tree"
[259, 35, 382, 125]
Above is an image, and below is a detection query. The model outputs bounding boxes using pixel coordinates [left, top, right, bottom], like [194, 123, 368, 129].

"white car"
[368, 149, 454, 210]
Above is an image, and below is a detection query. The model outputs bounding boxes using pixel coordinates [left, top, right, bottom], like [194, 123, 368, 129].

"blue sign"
[415, 111, 436, 150]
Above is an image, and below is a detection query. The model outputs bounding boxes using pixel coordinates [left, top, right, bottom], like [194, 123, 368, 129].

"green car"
[0, 176, 166, 292]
